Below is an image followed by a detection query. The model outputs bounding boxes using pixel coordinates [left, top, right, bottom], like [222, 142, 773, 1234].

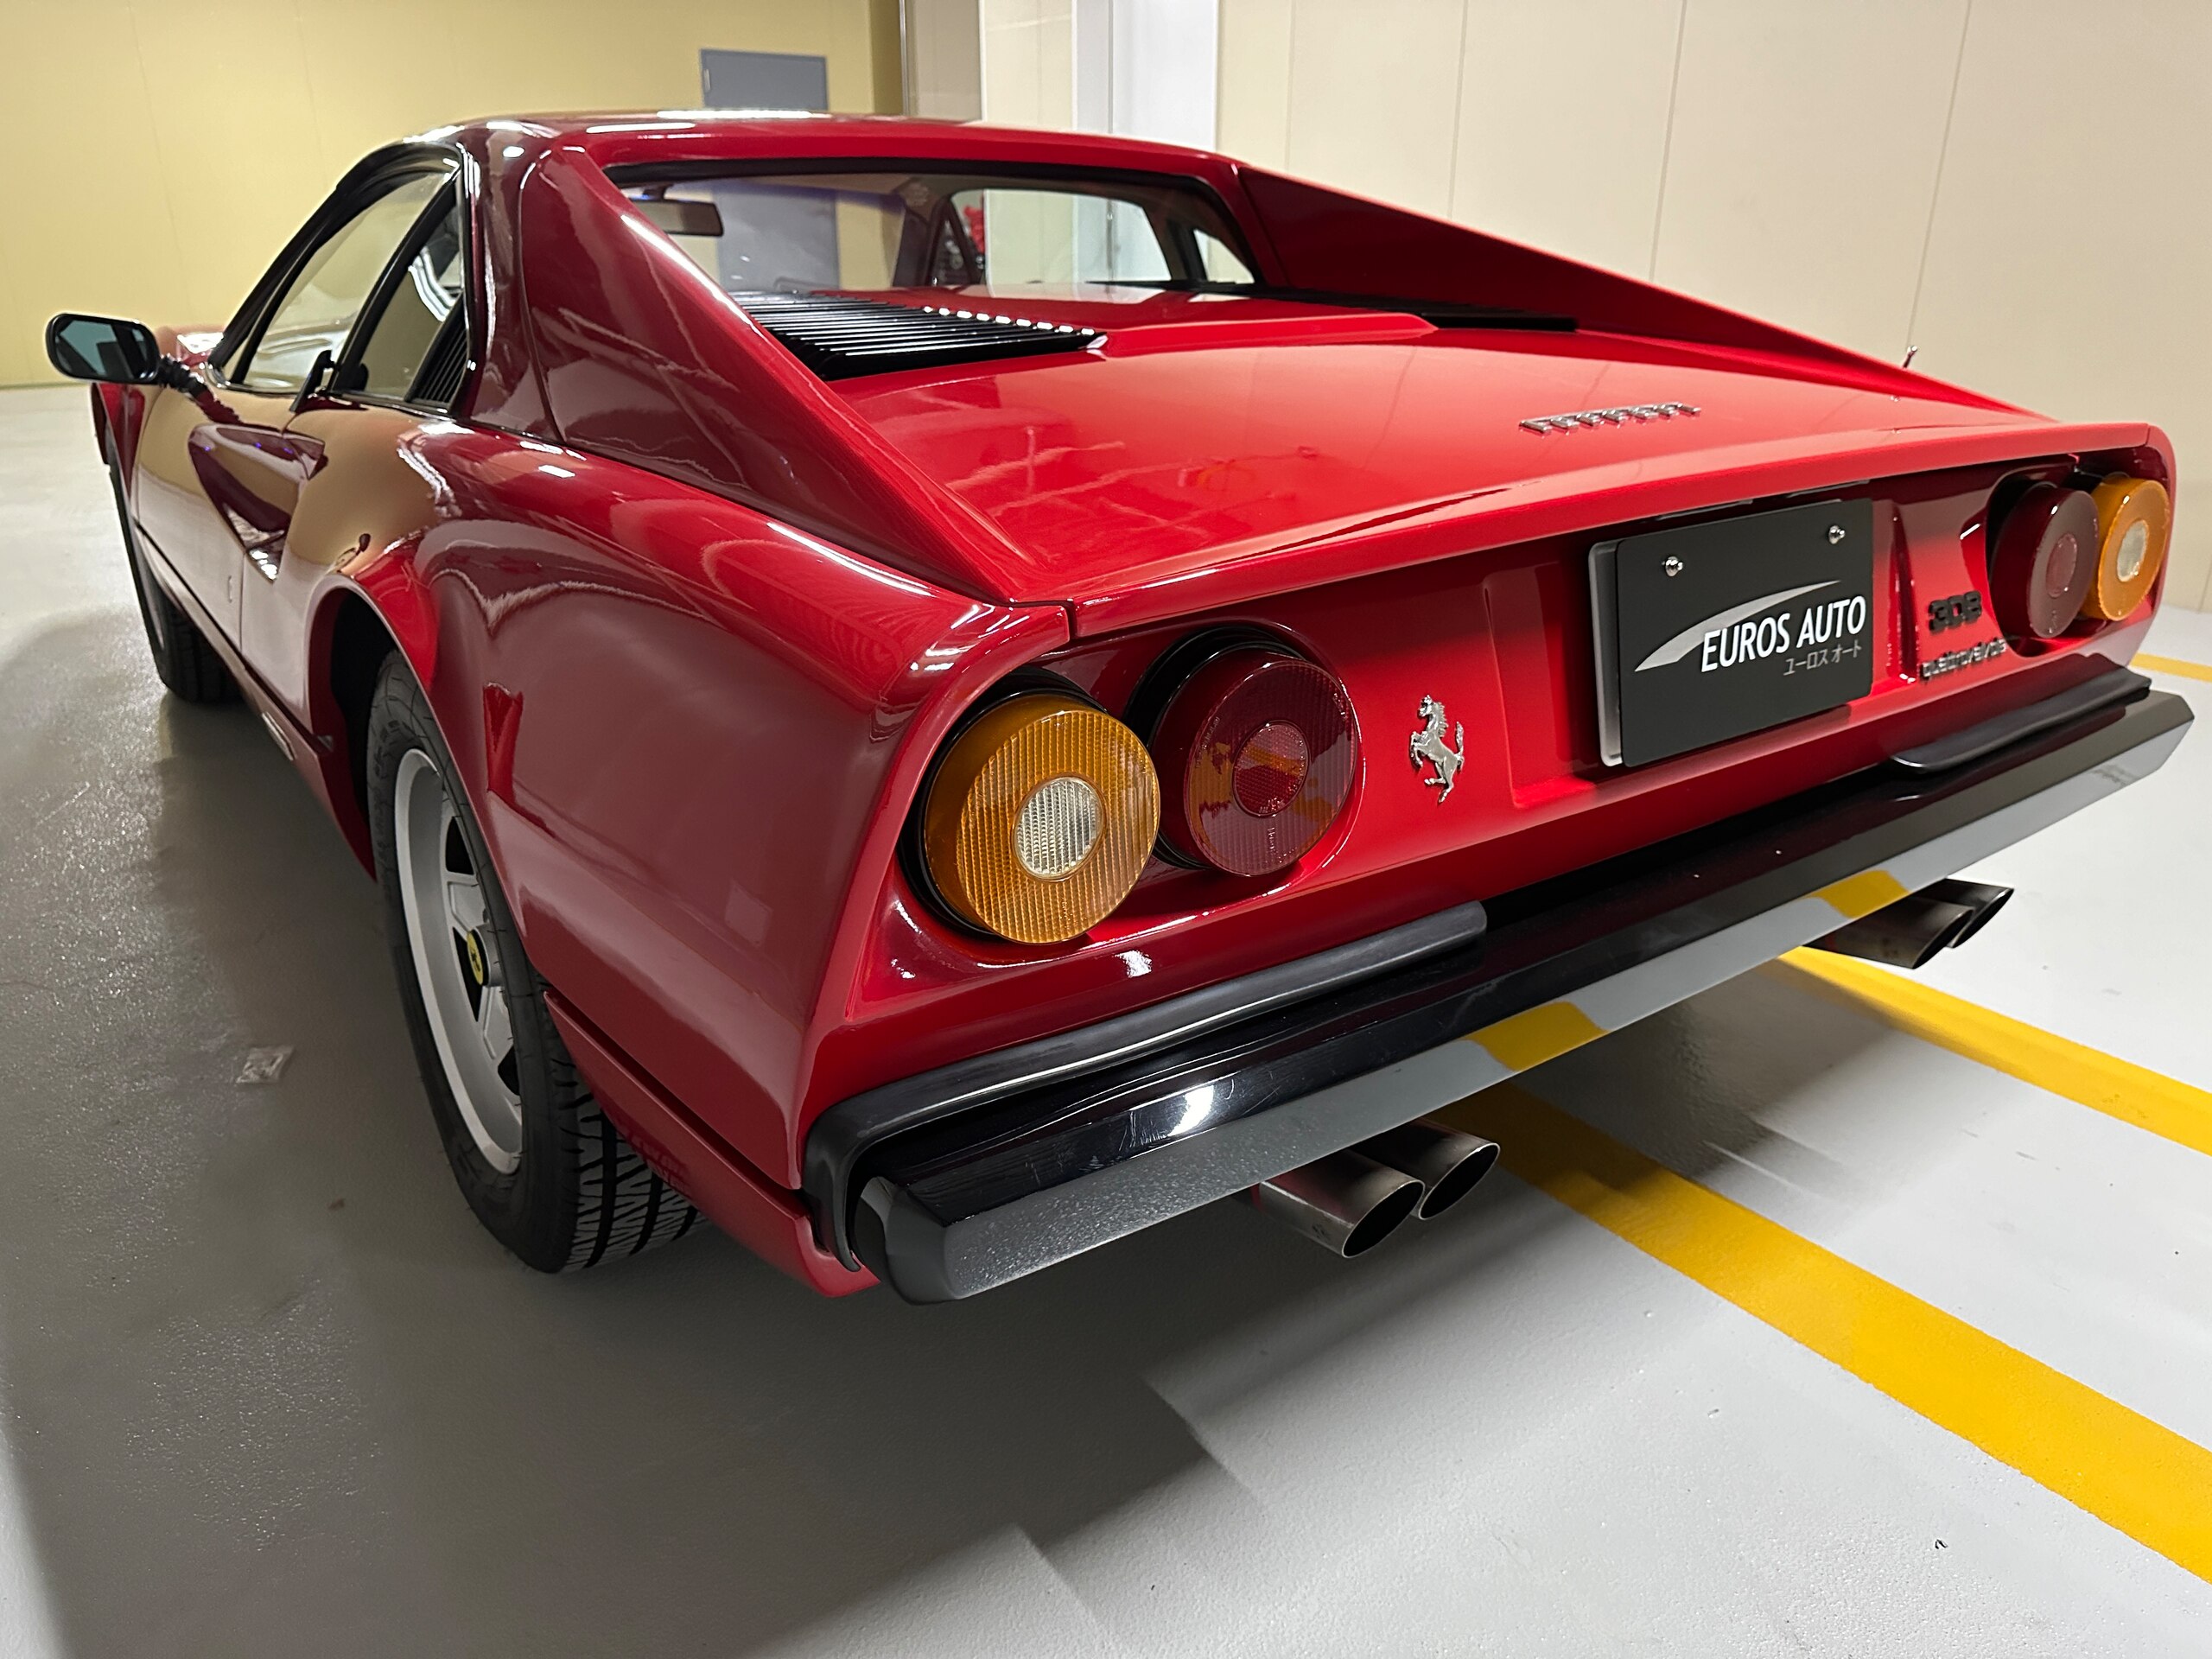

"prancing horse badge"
[1408, 695, 1465, 802]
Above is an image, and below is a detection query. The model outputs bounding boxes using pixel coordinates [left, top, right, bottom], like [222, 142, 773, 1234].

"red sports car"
[48, 112, 2189, 1300]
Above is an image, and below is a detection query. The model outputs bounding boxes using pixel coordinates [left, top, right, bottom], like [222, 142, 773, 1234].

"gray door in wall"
[700, 49, 829, 111]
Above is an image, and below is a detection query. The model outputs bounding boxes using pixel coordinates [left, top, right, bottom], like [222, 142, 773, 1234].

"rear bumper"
[804, 670, 2190, 1302]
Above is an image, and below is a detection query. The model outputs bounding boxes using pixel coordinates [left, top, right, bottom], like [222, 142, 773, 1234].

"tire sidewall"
[105, 437, 172, 664]
[365, 655, 579, 1269]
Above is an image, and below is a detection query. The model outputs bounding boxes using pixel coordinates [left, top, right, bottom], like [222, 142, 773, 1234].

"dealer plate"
[1590, 498, 1875, 767]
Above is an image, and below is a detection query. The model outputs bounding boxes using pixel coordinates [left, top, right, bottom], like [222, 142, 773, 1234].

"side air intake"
[733, 290, 1102, 380]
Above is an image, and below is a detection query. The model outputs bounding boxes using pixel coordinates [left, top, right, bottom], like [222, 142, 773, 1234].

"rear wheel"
[365, 654, 699, 1270]
[105, 440, 234, 703]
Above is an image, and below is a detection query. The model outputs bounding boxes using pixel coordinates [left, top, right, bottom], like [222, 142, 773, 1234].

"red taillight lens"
[1989, 481, 2097, 641]
[1150, 648, 1359, 877]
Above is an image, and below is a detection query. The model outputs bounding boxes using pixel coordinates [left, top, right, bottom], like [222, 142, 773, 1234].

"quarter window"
[237, 170, 449, 392]
[352, 188, 467, 400]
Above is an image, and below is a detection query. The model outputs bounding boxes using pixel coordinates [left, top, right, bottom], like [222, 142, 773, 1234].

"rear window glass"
[613, 168, 1257, 298]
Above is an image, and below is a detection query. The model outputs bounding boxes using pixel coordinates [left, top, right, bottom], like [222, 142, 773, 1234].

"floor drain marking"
[1774, 950, 2212, 1160]
[1440, 1082, 2212, 1583]
[237, 1046, 295, 1084]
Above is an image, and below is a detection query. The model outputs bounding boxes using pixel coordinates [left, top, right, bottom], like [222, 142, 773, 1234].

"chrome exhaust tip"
[1808, 877, 2014, 970]
[1251, 1151, 1423, 1257]
[1928, 878, 2012, 948]
[1360, 1118, 1502, 1219]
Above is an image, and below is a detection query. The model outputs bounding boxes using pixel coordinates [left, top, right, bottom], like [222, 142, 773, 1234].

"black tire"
[105, 441, 235, 704]
[365, 653, 699, 1270]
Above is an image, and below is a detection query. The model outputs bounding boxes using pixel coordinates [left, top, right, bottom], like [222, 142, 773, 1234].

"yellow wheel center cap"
[465, 931, 486, 987]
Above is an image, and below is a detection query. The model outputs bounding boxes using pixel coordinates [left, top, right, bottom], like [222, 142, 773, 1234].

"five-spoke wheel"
[392, 748, 524, 1173]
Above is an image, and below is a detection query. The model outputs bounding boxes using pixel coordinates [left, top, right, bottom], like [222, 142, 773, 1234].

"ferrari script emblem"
[1408, 696, 1465, 802]
[1520, 401, 1698, 435]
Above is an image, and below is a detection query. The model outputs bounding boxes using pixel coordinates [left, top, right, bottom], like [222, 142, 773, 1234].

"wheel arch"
[308, 555, 440, 874]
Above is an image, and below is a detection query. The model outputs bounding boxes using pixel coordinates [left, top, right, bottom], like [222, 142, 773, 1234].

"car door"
[131, 164, 454, 651]
[251, 172, 472, 720]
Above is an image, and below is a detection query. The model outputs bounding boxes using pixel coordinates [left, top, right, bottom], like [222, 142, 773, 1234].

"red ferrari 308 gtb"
[48, 113, 2189, 1300]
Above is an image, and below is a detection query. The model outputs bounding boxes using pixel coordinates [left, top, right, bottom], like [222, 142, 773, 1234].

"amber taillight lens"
[2082, 474, 2171, 620]
[920, 693, 1159, 944]
[1989, 481, 2097, 642]
[1149, 648, 1359, 878]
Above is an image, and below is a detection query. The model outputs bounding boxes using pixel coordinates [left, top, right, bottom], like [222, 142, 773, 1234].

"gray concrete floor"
[1, 382, 2208, 1656]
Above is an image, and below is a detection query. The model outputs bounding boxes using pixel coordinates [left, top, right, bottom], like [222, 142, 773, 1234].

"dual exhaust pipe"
[1253, 875, 2012, 1260]
[1808, 877, 2013, 971]
[1252, 1118, 1501, 1258]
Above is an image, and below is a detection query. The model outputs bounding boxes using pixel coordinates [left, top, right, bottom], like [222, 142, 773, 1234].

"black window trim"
[210, 143, 473, 405]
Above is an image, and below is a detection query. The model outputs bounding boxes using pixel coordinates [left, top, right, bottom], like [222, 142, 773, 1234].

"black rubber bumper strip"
[807, 678, 2189, 1301]
[1893, 665, 2152, 771]
[804, 897, 1491, 1267]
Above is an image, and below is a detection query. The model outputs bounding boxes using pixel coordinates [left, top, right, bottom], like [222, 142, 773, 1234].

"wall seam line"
[1904, 0, 1974, 361]
[1644, 0, 1689, 283]
[124, 3, 198, 328]
[1444, 0, 1473, 219]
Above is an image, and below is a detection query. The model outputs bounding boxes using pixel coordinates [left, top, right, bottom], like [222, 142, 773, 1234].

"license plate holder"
[1591, 498, 1876, 767]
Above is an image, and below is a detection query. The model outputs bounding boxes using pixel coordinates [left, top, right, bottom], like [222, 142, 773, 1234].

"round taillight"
[920, 692, 1159, 944]
[2083, 474, 2171, 620]
[1989, 482, 2097, 641]
[1149, 648, 1359, 877]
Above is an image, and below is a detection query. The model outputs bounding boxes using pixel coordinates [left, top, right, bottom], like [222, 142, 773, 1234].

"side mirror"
[46, 313, 164, 385]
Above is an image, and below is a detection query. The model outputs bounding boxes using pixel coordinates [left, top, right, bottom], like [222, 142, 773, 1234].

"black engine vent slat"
[732, 290, 1101, 380]
[410, 312, 468, 407]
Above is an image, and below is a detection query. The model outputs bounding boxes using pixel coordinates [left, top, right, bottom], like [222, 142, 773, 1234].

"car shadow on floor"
[0, 611, 1904, 1656]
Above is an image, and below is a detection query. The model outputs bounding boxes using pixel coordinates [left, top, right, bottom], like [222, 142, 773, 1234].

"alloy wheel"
[392, 748, 524, 1172]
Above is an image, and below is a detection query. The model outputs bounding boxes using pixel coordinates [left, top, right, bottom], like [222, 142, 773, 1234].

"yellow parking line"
[2134, 652, 2212, 683]
[1774, 950, 2212, 1160]
[1440, 1083, 2212, 1581]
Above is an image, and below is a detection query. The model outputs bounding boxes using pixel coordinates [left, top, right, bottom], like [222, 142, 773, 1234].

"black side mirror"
[46, 313, 163, 384]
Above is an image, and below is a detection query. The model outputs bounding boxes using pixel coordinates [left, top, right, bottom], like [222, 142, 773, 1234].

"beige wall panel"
[0, 2, 888, 386]
[1911, 0, 2212, 610]
[442, 0, 881, 116]
[910, 0, 985, 120]
[981, 0, 1076, 129]
[1649, 0, 1967, 358]
[871, 0, 907, 113]
[1215, 0, 1294, 170]
[1449, 0, 1681, 276]
[122, 2, 334, 332]
[294, 0, 475, 180]
[0, 3, 190, 384]
[1282, 0, 1465, 218]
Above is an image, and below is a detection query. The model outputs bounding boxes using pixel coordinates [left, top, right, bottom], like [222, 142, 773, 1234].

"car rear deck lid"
[734, 290, 1101, 381]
